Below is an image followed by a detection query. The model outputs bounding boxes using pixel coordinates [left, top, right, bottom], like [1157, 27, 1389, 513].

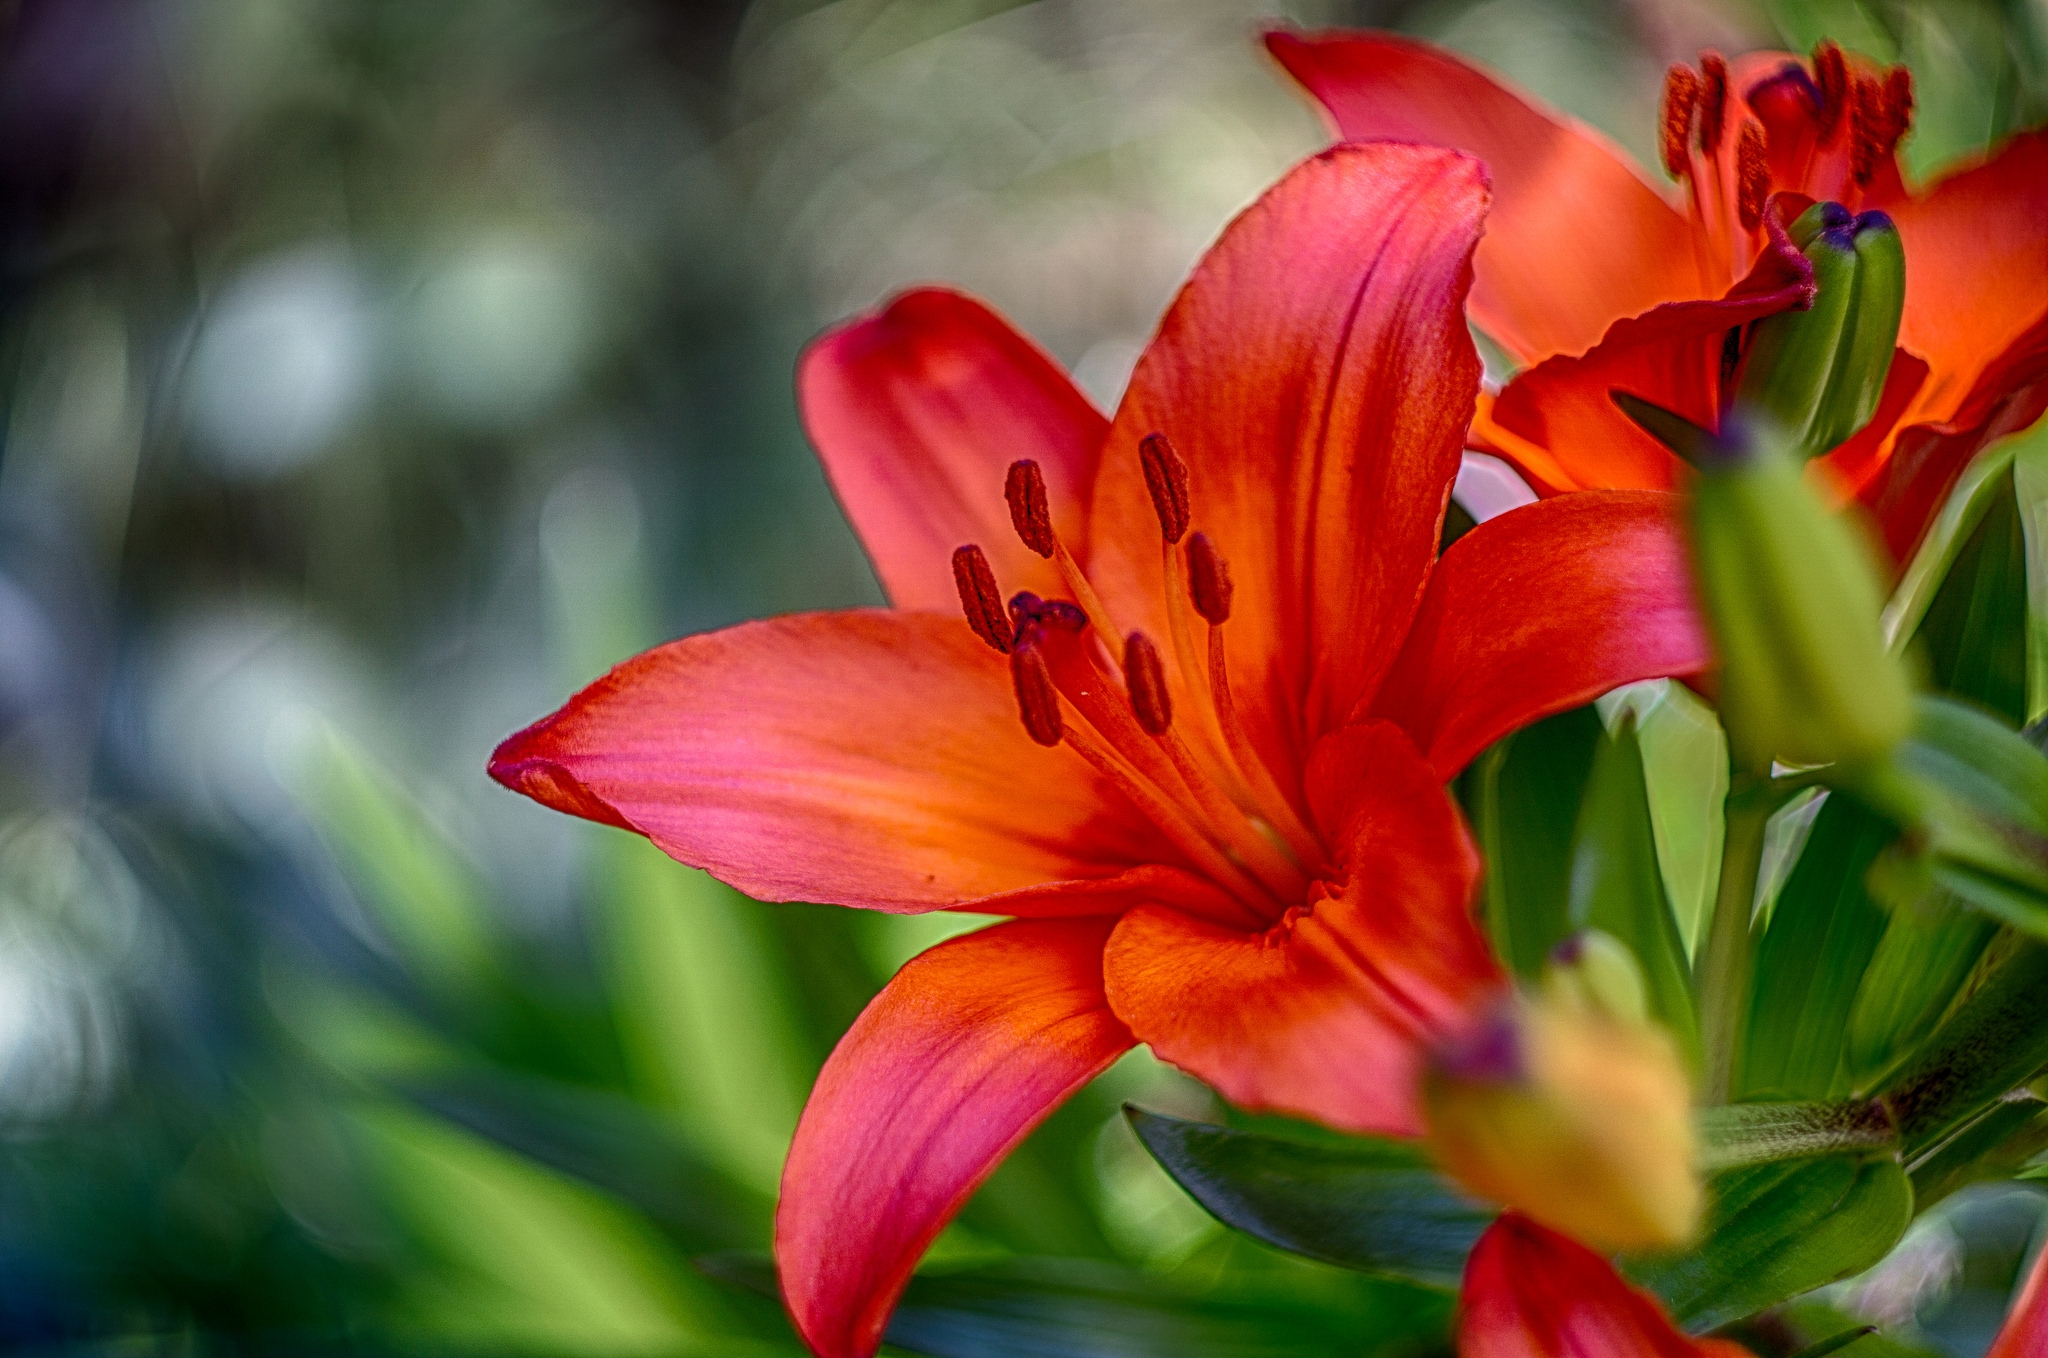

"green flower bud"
[1740, 203, 1906, 456]
[1542, 930, 1650, 1027]
[1423, 992, 1700, 1252]
[1688, 418, 1913, 772]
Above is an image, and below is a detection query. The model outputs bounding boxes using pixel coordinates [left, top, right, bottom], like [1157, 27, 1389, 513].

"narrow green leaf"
[1843, 899, 1996, 1089]
[1908, 1093, 2048, 1209]
[1790, 1326, 1879, 1358]
[1625, 1153, 1912, 1331]
[1737, 796, 1895, 1099]
[1884, 443, 2017, 653]
[1568, 717, 1700, 1063]
[2008, 421, 2048, 723]
[399, 1068, 767, 1248]
[1891, 696, 2048, 939]
[1882, 938, 2048, 1153]
[1457, 706, 1603, 978]
[1913, 464, 2028, 724]
[1124, 1108, 1490, 1289]
[700, 1252, 1452, 1358]
[1696, 1102, 1897, 1171]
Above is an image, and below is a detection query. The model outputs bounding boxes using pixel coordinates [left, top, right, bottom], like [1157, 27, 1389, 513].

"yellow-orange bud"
[1422, 993, 1701, 1253]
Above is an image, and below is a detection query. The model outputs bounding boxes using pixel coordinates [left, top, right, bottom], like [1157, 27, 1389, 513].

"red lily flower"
[1267, 29, 2048, 566]
[1461, 1214, 1754, 1358]
[1988, 1232, 2048, 1358]
[489, 143, 1709, 1358]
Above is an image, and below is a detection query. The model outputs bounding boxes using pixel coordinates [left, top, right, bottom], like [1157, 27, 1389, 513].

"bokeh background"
[3, 0, 2047, 1352]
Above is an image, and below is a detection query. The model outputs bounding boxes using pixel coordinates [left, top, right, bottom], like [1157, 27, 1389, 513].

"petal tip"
[486, 722, 636, 832]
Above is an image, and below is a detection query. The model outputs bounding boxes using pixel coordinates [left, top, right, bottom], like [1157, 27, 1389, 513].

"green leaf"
[1624, 1152, 1912, 1332]
[399, 1067, 767, 1248]
[1696, 1102, 1897, 1171]
[1124, 1108, 1490, 1289]
[1882, 937, 2048, 1153]
[1842, 899, 1996, 1089]
[1458, 706, 1603, 978]
[1737, 795, 1895, 1099]
[1568, 717, 1700, 1063]
[1890, 696, 2048, 938]
[1908, 1092, 2048, 1209]
[1884, 442, 2017, 655]
[700, 1253, 1452, 1358]
[1912, 462, 2028, 724]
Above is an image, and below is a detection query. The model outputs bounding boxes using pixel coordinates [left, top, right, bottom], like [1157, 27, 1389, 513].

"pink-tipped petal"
[1460, 1214, 1755, 1357]
[1372, 491, 1711, 779]
[489, 610, 1175, 912]
[777, 918, 1134, 1358]
[1265, 28, 1701, 366]
[800, 288, 1108, 610]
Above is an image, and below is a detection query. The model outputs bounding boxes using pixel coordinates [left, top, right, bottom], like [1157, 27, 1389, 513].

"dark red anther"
[1124, 632, 1171, 735]
[1847, 70, 1909, 186]
[1659, 64, 1700, 178]
[1006, 459, 1055, 558]
[1010, 641, 1063, 747]
[1736, 121, 1770, 230]
[1187, 532, 1233, 625]
[1812, 40, 1848, 140]
[1138, 433, 1190, 543]
[951, 544, 1010, 654]
[1883, 65, 1915, 148]
[1696, 51, 1728, 156]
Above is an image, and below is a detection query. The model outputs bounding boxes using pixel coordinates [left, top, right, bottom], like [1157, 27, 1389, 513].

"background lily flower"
[1268, 28, 2048, 566]
[490, 142, 1710, 1358]
[1460, 1213, 1756, 1358]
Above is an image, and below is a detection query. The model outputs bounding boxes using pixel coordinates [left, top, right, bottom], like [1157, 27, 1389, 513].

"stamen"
[951, 544, 1010, 653]
[1736, 120, 1770, 230]
[1659, 64, 1700, 178]
[1010, 641, 1062, 746]
[1202, 624, 1322, 872]
[1005, 460, 1056, 557]
[1056, 721, 1281, 916]
[1812, 40, 1848, 141]
[1187, 532, 1234, 625]
[1139, 433, 1191, 543]
[1696, 51, 1728, 156]
[1848, 69, 1911, 186]
[1125, 632, 1171, 735]
[1883, 65, 1915, 148]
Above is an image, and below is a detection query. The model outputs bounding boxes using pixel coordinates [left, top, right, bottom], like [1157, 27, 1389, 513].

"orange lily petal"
[1264, 28, 1702, 366]
[1460, 1213, 1753, 1358]
[1987, 1225, 2048, 1358]
[1855, 358, 2048, 568]
[798, 287, 1108, 611]
[488, 610, 1176, 912]
[1371, 492, 1711, 780]
[1882, 131, 2048, 423]
[1102, 722, 1499, 1138]
[777, 917, 1133, 1358]
[1474, 236, 1813, 495]
[1088, 142, 1486, 777]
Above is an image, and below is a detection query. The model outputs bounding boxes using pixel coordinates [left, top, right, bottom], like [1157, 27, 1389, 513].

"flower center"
[949, 436, 1330, 925]
[1657, 41, 1913, 290]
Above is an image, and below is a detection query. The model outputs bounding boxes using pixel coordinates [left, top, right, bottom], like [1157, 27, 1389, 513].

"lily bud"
[1543, 930, 1649, 1027]
[1739, 202, 1905, 456]
[1687, 416, 1912, 772]
[1422, 992, 1700, 1253]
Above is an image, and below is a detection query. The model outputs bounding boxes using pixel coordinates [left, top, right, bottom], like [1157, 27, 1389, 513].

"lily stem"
[1698, 776, 1774, 1105]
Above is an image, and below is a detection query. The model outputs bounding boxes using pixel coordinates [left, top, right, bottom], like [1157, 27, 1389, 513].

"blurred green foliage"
[3, 0, 2048, 1353]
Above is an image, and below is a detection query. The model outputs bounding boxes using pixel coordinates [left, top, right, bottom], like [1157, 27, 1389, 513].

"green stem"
[1698, 781, 1773, 1104]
